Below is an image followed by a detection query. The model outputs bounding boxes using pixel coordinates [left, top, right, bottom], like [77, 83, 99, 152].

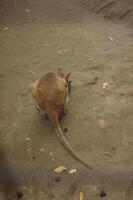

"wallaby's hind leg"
[63, 94, 69, 115]
[36, 104, 48, 120]
[42, 114, 48, 120]
[64, 97, 69, 114]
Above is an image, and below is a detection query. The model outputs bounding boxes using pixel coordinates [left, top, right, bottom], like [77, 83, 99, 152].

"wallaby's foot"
[36, 104, 41, 112]
[42, 113, 48, 120]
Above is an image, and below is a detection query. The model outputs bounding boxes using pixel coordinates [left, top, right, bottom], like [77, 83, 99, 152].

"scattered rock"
[68, 169, 77, 174]
[98, 119, 107, 129]
[3, 27, 9, 31]
[102, 82, 109, 89]
[25, 8, 30, 12]
[32, 156, 36, 160]
[49, 152, 54, 156]
[108, 36, 114, 41]
[79, 192, 84, 200]
[25, 137, 30, 141]
[54, 166, 67, 173]
[104, 152, 112, 157]
[28, 71, 35, 75]
[78, 185, 100, 199]
[40, 148, 45, 152]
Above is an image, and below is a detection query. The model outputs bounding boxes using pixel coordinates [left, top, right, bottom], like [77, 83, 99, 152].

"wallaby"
[30, 69, 92, 170]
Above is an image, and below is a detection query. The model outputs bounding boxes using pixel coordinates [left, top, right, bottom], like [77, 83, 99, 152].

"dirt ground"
[0, 0, 133, 199]
[80, 0, 133, 25]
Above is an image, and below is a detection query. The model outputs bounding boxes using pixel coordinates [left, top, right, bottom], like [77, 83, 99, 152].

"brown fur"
[30, 69, 92, 170]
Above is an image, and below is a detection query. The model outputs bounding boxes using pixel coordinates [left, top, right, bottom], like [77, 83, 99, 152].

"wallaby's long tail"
[48, 111, 92, 170]
[55, 126, 92, 170]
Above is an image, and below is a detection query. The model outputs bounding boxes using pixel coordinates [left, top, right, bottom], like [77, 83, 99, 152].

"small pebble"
[32, 156, 36, 160]
[68, 169, 77, 174]
[3, 27, 9, 31]
[25, 8, 30, 12]
[54, 166, 67, 173]
[102, 82, 109, 89]
[108, 36, 114, 41]
[98, 119, 107, 129]
[79, 192, 84, 200]
[49, 152, 54, 156]
[40, 148, 45, 152]
[104, 152, 111, 157]
[25, 137, 30, 141]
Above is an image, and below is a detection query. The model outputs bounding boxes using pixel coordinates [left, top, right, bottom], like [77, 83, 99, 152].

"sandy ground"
[0, 0, 133, 199]
[80, 0, 133, 25]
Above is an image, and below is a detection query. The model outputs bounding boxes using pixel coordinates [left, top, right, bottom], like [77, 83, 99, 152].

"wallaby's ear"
[66, 73, 71, 81]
